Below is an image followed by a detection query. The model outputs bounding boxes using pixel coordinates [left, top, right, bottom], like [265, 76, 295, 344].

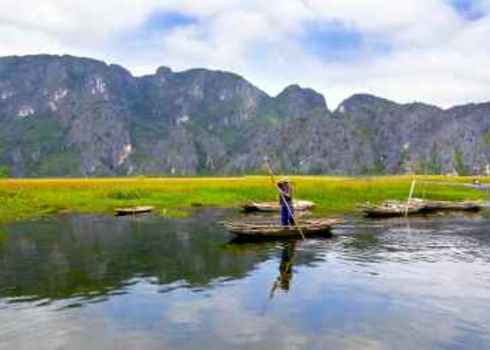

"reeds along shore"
[0, 176, 488, 224]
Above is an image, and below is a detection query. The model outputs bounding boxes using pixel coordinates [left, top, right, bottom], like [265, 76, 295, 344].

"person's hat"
[278, 177, 290, 183]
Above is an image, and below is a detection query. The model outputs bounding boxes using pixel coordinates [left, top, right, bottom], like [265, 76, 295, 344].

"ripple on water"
[0, 212, 490, 349]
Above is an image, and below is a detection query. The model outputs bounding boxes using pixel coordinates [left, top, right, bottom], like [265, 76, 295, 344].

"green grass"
[0, 175, 488, 224]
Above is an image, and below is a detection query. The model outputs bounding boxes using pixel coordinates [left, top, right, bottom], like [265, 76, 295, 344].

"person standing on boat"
[277, 178, 295, 226]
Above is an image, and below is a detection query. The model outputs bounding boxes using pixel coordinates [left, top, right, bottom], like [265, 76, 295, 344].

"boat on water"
[241, 200, 315, 213]
[114, 206, 154, 216]
[224, 218, 342, 239]
[361, 198, 482, 218]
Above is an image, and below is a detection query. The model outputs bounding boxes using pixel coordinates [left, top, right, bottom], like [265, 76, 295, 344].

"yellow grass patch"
[0, 175, 488, 224]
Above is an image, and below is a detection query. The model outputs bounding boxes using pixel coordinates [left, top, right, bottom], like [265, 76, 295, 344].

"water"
[1, 210, 489, 349]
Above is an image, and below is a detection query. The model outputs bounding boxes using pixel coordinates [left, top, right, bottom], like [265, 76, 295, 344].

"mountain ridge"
[0, 54, 489, 177]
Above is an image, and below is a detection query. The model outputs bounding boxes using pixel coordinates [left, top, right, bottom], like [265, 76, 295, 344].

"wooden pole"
[405, 179, 416, 217]
[264, 159, 306, 240]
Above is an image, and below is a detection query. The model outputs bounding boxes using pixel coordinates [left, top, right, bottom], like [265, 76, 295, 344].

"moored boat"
[241, 200, 315, 213]
[361, 198, 482, 218]
[114, 206, 154, 216]
[224, 218, 342, 239]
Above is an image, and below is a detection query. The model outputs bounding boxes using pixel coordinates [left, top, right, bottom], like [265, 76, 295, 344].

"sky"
[1, 0, 490, 108]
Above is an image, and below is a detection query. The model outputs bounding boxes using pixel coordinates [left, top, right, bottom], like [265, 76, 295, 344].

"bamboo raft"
[224, 218, 342, 239]
[241, 200, 315, 213]
[361, 198, 482, 218]
[114, 206, 154, 216]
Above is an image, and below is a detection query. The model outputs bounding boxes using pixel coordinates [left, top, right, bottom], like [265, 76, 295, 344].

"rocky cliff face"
[274, 84, 328, 119]
[0, 54, 489, 177]
[0, 55, 136, 176]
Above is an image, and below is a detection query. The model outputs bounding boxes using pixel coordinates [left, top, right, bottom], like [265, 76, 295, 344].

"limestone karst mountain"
[0, 54, 489, 177]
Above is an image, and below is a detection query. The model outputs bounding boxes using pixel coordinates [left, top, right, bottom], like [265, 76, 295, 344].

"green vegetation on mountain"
[1, 55, 490, 177]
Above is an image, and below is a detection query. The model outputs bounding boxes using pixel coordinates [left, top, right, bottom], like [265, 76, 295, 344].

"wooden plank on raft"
[223, 218, 342, 238]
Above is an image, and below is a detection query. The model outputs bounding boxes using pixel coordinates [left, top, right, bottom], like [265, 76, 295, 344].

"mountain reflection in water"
[0, 211, 490, 350]
[0, 210, 281, 302]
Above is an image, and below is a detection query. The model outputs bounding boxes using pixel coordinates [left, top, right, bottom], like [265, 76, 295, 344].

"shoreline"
[0, 175, 488, 225]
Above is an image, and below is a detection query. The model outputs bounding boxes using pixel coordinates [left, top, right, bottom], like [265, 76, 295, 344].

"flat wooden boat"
[422, 200, 482, 212]
[114, 206, 154, 216]
[224, 218, 342, 239]
[361, 198, 482, 218]
[241, 200, 315, 213]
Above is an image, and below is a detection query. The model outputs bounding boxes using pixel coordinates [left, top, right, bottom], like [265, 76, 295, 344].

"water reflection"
[0, 212, 490, 350]
[0, 210, 277, 303]
[270, 241, 296, 297]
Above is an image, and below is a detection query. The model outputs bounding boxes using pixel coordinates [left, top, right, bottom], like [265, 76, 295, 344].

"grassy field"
[0, 175, 488, 224]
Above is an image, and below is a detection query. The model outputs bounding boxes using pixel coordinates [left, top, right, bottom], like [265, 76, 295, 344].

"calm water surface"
[1, 210, 489, 349]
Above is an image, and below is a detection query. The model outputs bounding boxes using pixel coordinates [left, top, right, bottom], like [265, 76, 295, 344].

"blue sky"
[449, 0, 486, 19]
[142, 11, 198, 33]
[1, 0, 490, 107]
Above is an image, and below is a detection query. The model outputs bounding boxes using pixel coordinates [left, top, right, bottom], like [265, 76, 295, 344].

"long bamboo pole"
[264, 159, 306, 240]
[405, 178, 417, 217]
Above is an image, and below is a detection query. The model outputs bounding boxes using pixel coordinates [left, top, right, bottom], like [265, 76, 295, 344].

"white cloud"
[0, 0, 489, 108]
[0, 0, 157, 38]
